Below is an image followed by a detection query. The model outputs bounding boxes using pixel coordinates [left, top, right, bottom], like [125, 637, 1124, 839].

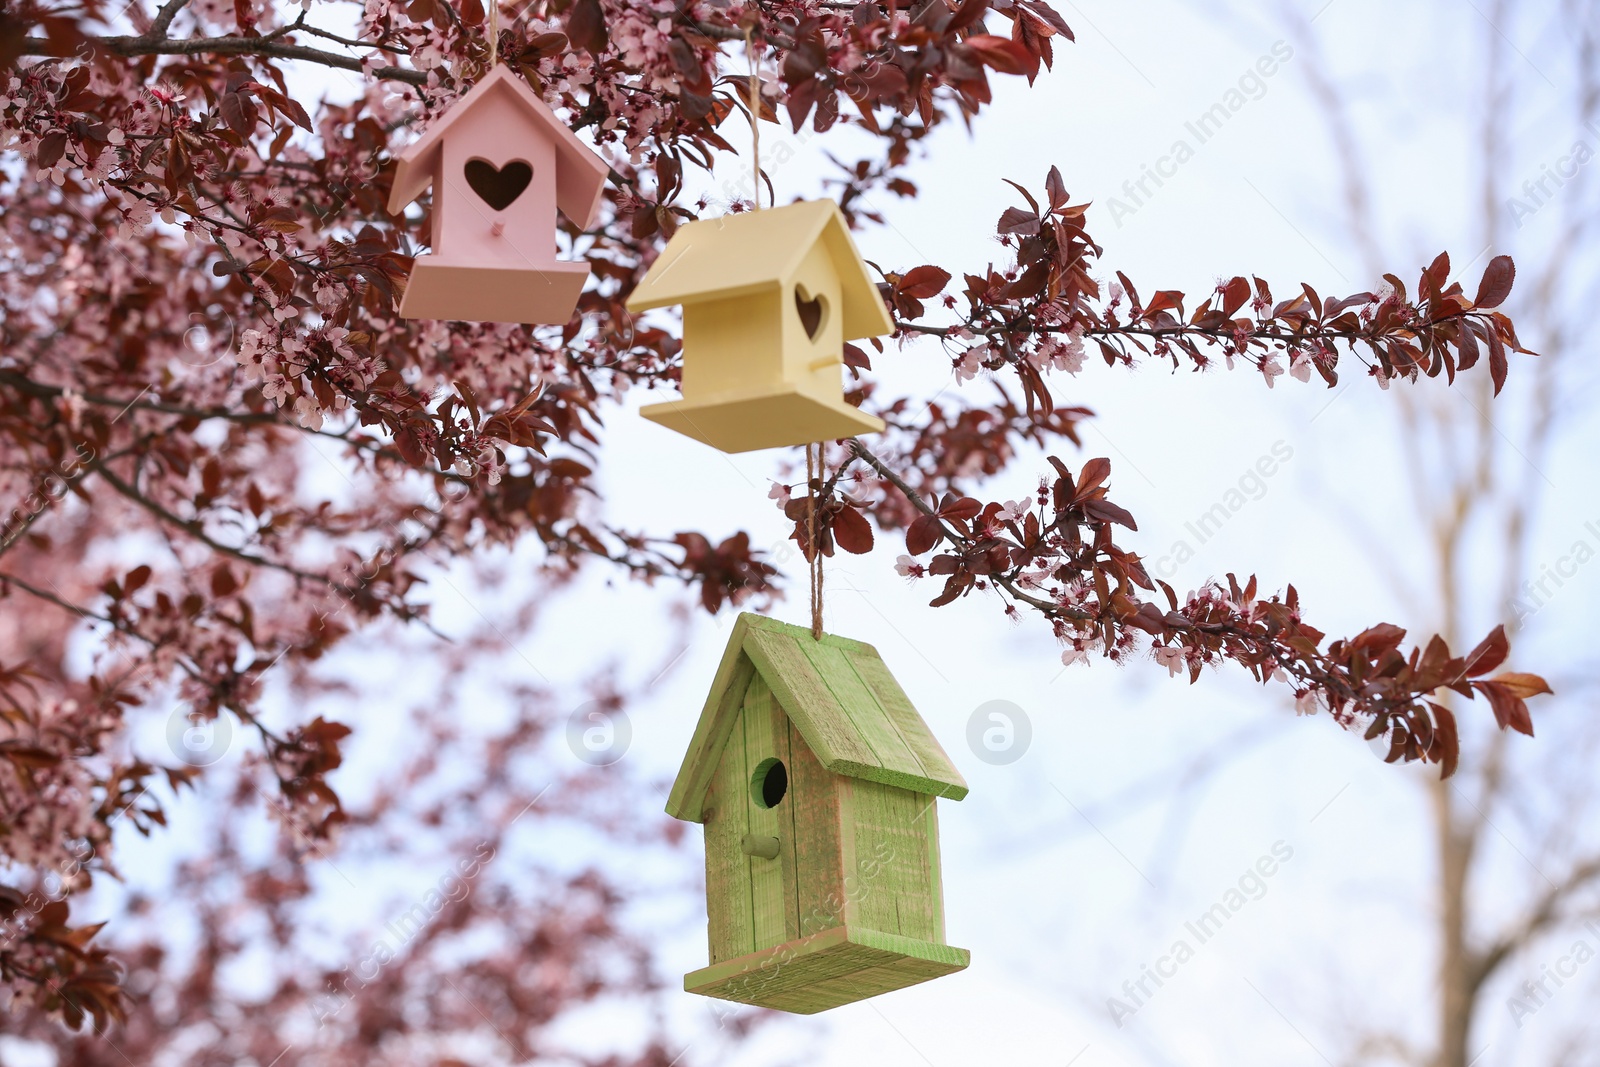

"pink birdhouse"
[387, 66, 610, 325]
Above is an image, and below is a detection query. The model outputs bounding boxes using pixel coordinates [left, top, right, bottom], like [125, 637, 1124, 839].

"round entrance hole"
[751, 758, 788, 809]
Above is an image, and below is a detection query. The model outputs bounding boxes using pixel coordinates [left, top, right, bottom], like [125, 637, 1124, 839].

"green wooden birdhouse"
[665, 614, 970, 1014]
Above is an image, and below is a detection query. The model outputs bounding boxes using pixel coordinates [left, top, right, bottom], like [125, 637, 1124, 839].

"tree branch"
[147, 0, 193, 40]
[1468, 852, 1600, 993]
[87, 458, 355, 596]
[20, 33, 427, 85]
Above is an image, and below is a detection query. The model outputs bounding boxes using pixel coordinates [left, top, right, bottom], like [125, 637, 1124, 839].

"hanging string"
[807, 441, 825, 640]
[744, 27, 761, 210]
[745, 24, 818, 636]
[487, 0, 498, 68]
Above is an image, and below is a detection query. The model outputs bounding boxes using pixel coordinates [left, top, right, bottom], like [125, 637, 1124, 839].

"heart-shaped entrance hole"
[464, 158, 532, 211]
[795, 285, 828, 340]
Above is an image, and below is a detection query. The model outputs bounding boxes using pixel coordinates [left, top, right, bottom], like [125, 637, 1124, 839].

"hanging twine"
[487, 0, 498, 68]
[746, 24, 819, 636]
[807, 442, 825, 640]
[744, 27, 761, 210]
[745, 26, 820, 637]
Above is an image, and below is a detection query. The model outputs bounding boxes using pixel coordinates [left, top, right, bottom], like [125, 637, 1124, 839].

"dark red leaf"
[1474, 255, 1516, 309]
[963, 34, 1035, 77]
[1491, 671, 1553, 699]
[566, 0, 607, 54]
[124, 565, 152, 594]
[998, 206, 1040, 235]
[906, 514, 944, 556]
[832, 504, 874, 554]
[842, 342, 872, 372]
[1074, 457, 1111, 499]
[937, 496, 983, 521]
[1350, 623, 1407, 655]
[1428, 702, 1460, 779]
[1221, 276, 1250, 317]
[37, 132, 68, 169]
[1081, 498, 1137, 529]
[1461, 624, 1508, 676]
[1487, 327, 1508, 396]
[1457, 320, 1480, 371]
[898, 265, 951, 299]
[1476, 680, 1534, 737]
[1044, 165, 1068, 211]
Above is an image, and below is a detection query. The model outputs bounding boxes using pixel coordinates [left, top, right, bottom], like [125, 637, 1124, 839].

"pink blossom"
[1153, 644, 1185, 677]
[1060, 630, 1099, 667]
[260, 375, 292, 402]
[1289, 351, 1313, 383]
[1016, 566, 1053, 590]
[997, 499, 1030, 523]
[291, 395, 324, 430]
[954, 345, 986, 382]
[1057, 579, 1091, 609]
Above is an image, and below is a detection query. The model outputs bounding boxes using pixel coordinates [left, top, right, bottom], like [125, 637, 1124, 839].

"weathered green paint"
[741, 676, 788, 951]
[848, 648, 969, 794]
[797, 637, 926, 776]
[667, 613, 967, 823]
[673, 613, 969, 1013]
[666, 646, 755, 826]
[703, 678, 754, 964]
[786, 717, 845, 938]
[684, 925, 970, 1014]
[839, 777, 940, 943]
[923, 796, 947, 943]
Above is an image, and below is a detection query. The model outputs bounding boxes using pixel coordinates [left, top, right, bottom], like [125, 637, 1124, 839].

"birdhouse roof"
[626, 200, 895, 341]
[385, 65, 610, 229]
[665, 614, 968, 823]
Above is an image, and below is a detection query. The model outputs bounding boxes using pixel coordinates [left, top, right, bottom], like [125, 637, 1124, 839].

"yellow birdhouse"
[625, 200, 892, 453]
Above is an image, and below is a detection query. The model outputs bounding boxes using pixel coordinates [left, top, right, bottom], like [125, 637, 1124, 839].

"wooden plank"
[840, 779, 939, 943]
[685, 925, 857, 1001]
[766, 692, 802, 943]
[741, 628, 878, 770]
[835, 776, 859, 931]
[742, 676, 788, 951]
[847, 649, 969, 800]
[666, 642, 757, 821]
[703, 678, 756, 964]
[784, 951, 966, 1013]
[785, 717, 845, 938]
[626, 200, 830, 312]
[684, 925, 969, 1013]
[923, 796, 947, 943]
[796, 637, 925, 782]
[742, 612, 871, 653]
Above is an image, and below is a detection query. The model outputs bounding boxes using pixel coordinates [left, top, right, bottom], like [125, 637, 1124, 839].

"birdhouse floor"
[683, 925, 969, 1014]
[641, 388, 886, 453]
[399, 258, 590, 324]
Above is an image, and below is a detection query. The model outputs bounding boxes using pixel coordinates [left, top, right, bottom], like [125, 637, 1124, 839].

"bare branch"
[19, 32, 427, 84]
